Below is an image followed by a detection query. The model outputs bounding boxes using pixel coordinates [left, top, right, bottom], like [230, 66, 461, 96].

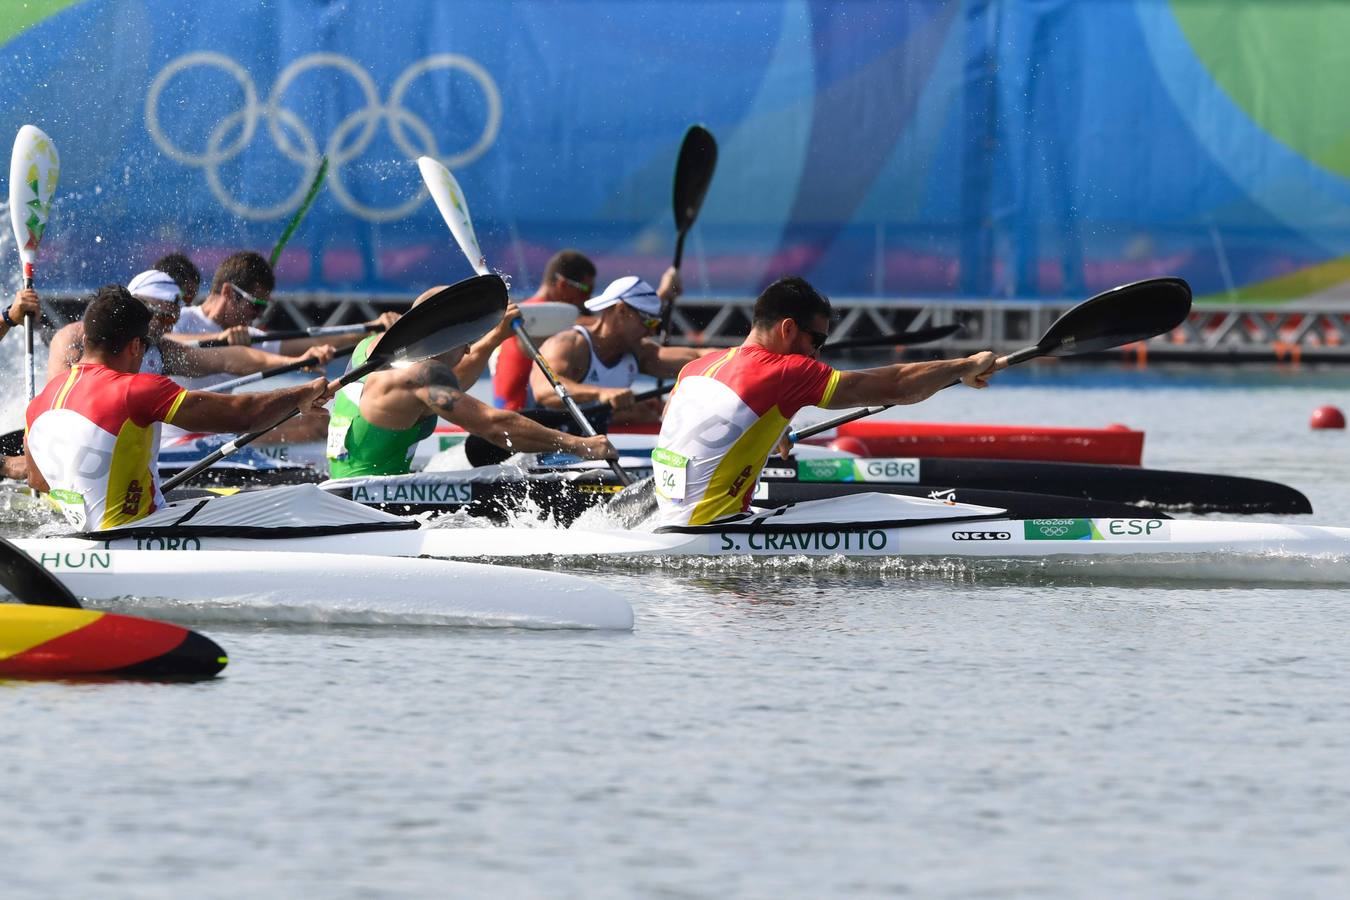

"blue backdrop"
[4, 0, 1350, 303]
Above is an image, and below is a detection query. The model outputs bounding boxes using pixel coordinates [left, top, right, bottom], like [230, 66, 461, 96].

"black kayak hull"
[785, 457, 1310, 514]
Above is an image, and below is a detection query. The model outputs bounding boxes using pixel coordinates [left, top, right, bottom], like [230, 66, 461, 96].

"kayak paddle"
[8, 124, 60, 400]
[270, 154, 328, 268]
[162, 274, 508, 491]
[191, 321, 379, 348]
[0, 535, 80, 608]
[790, 277, 1194, 443]
[209, 345, 355, 393]
[418, 156, 631, 486]
[671, 124, 718, 271]
[655, 125, 718, 396]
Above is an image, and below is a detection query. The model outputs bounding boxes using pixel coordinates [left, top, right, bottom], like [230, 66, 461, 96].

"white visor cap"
[584, 276, 662, 317]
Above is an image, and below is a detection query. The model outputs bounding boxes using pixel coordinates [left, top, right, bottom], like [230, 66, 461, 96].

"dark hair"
[752, 276, 831, 330]
[210, 251, 275, 296]
[153, 252, 202, 300]
[83, 284, 152, 354]
[541, 249, 596, 288]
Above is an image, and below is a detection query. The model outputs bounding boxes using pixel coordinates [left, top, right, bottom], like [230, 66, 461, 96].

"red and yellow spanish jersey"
[26, 364, 187, 530]
[653, 344, 839, 527]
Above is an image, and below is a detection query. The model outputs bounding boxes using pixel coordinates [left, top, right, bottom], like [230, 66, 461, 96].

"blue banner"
[3, 0, 1350, 303]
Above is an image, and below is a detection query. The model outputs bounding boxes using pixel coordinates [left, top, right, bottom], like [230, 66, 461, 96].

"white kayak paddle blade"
[519, 301, 579, 339]
[8, 124, 60, 269]
[418, 156, 489, 276]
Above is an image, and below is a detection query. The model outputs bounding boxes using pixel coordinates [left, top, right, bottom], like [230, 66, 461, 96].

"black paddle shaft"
[511, 321, 631, 486]
[791, 277, 1193, 442]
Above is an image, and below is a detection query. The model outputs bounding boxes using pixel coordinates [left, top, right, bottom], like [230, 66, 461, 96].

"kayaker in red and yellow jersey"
[652, 276, 1003, 529]
[491, 249, 597, 410]
[25, 285, 335, 531]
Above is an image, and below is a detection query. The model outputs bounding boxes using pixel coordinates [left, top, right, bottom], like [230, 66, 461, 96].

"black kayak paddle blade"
[0, 536, 81, 608]
[1034, 276, 1192, 359]
[368, 274, 508, 369]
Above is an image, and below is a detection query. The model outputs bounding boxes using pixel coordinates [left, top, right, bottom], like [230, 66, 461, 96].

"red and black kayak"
[0, 605, 228, 680]
[438, 419, 1147, 466]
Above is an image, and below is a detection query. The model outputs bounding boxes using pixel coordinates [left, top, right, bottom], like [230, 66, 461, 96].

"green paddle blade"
[0, 536, 81, 608]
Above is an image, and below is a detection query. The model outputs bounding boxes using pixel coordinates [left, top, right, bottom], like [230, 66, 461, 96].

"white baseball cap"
[584, 276, 662, 317]
[127, 269, 182, 308]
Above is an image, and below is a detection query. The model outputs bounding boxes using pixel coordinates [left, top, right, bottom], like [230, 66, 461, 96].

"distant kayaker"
[169, 251, 399, 390]
[328, 285, 617, 479]
[492, 249, 597, 410]
[25, 285, 335, 530]
[46, 267, 331, 383]
[651, 276, 1003, 528]
[527, 270, 705, 423]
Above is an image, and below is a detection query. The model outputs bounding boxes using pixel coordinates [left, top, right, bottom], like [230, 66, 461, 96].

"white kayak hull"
[25, 515, 1350, 584]
[6, 546, 633, 630]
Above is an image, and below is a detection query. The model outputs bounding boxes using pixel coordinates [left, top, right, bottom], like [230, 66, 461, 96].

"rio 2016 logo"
[145, 52, 502, 222]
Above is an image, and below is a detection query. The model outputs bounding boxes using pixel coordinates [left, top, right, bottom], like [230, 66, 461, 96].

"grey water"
[7, 362, 1350, 898]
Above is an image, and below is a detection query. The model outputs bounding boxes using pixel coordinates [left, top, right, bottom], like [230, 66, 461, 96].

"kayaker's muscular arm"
[160, 341, 335, 378]
[634, 340, 704, 379]
[169, 378, 335, 433]
[199, 312, 401, 355]
[47, 322, 83, 379]
[529, 330, 634, 409]
[454, 304, 521, 390]
[826, 352, 1003, 409]
[414, 361, 615, 459]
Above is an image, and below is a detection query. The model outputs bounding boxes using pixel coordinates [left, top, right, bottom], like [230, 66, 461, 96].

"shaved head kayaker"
[327, 286, 616, 479]
[652, 275, 1003, 529]
[528, 269, 708, 423]
[25, 285, 334, 530]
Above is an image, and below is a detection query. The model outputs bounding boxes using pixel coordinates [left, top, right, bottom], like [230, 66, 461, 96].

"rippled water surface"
[7, 363, 1350, 898]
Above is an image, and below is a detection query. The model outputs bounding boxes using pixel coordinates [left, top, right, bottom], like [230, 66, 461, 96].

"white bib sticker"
[652, 447, 689, 500]
[326, 416, 352, 460]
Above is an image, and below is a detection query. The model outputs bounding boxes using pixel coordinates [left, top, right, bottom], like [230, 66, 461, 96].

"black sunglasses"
[795, 320, 829, 350]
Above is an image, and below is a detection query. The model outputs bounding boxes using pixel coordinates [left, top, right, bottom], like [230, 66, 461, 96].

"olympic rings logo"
[145, 51, 501, 223]
[1038, 526, 1071, 537]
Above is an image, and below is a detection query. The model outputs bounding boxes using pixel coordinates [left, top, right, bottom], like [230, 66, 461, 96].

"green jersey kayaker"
[328, 286, 617, 479]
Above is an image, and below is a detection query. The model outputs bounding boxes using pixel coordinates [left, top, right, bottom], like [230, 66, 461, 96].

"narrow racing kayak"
[23, 485, 1350, 585]
[0, 604, 227, 679]
[7, 539, 633, 631]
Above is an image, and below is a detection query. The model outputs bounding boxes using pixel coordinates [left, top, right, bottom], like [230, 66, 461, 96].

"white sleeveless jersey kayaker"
[528, 325, 638, 406]
[652, 345, 839, 529]
[571, 325, 639, 387]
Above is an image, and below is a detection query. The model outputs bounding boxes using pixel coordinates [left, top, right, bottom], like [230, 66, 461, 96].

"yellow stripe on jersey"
[687, 405, 792, 526]
[52, 367, 81, 410]
[162, 389, 187, 425]
[818, 369, 841, 407]
[99, 418, 160, 528]
[700, 348, 738, 381]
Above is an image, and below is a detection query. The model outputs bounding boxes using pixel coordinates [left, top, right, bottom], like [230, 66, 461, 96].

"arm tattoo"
[417, 360, 464, 415]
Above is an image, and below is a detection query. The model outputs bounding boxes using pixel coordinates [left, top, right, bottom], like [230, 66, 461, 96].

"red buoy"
[1311, 406, 1346, 430]
[828, 436, 871, 456]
